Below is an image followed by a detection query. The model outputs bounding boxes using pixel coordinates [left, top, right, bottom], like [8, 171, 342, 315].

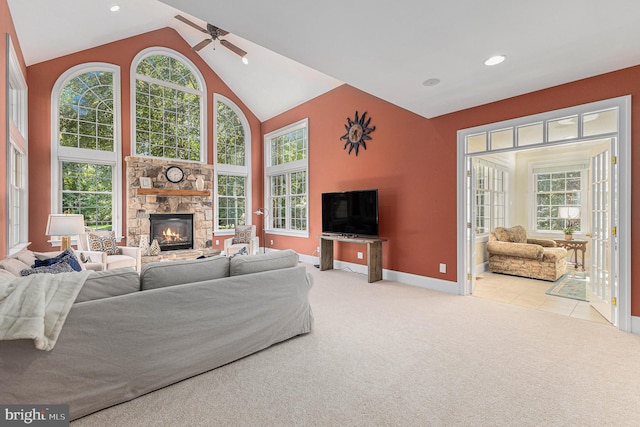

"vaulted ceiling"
[9, 0, 640, 121]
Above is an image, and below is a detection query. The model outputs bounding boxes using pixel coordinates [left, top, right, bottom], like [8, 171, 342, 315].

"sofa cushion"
[486, 241, 544, 260]
[494, 225, 527, 243]
[10, 248, 37, 267]
[230, 249, 299, 276]
[106, 255, 137, 270]
[75, 268, 140, 303]
[0, 258, 31, 276]
[140, 255, 230, 290]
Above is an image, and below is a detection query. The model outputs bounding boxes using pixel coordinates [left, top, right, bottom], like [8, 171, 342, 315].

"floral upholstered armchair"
[486, 225, 567, 281]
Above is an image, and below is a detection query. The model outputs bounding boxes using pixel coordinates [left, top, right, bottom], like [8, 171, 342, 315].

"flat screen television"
[322, 189, 379, 238]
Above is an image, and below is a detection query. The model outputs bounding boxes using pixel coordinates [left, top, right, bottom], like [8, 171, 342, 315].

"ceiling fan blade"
[220, 39, 247, 58]
[192, 39, 213, 51]
[175, 15, 208, 33]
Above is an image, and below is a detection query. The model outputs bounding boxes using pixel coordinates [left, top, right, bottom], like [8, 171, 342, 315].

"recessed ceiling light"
[110, 5, 120, 12]
[242, 56, 249, 65]
[484, 55, 506, 66]
[422, 78, 440, 87]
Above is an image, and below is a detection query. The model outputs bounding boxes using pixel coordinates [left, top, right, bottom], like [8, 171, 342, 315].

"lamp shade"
[46, 214, 85, 236]
[558, 206, 580, 219]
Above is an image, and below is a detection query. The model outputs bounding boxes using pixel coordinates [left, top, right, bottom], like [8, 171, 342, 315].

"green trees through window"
[536, 171, 582, 231]
[57, 68, 118, 231]
[134, 54, 203, 161]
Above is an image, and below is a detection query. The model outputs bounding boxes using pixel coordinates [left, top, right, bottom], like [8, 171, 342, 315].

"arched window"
[214, 94, 251, 232]
[52, 63, 121, 236]
[132, 49, 206, 162]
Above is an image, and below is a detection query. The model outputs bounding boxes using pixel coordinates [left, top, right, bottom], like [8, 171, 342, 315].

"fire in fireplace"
[149, 213, 194, 251]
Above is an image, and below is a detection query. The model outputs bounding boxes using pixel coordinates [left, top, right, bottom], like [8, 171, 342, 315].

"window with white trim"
[214, 95, 251, 232]
[7, 35, 28, 253]
[264, 119, 309, 236]
[52, 64, 121, 234]
[133, 50, 205, 162]
[474, 159, 507, 234]
[533, 164, 586, 233]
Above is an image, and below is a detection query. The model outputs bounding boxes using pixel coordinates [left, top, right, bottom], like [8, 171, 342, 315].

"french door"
[589, 141, 616, 324]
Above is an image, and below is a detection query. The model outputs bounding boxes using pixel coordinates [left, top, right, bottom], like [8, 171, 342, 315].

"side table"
[554, 239, 588, 271]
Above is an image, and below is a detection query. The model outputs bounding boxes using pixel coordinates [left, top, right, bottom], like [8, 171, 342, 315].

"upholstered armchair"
[224, 225, 259, 256]
[486, 225, 567, 281]
[77, 229, 141, 272]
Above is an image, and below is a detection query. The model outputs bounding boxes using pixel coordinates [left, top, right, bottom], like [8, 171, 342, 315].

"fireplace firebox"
[149, 213, 194, 251]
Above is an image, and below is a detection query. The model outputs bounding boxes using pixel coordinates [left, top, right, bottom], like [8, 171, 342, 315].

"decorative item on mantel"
[139, 235, 150, 256]
[340, 111, 376, 156]
[149, 239, 161, 256]
[195, 176, 205, 191]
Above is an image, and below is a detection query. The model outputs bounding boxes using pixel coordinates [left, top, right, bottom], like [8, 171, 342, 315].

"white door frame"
[456, 96, 631, 332]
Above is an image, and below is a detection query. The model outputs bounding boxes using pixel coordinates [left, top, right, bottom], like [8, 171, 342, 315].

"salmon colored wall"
[262, 85, 454, 281]
[265, 66, 640, 314]
[26, 27, 261, 252]
[0, 0, 27, 258]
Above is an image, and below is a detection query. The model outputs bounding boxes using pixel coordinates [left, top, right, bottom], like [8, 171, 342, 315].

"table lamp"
[558, 206, 580, 230]
[46, 214, 85, 250]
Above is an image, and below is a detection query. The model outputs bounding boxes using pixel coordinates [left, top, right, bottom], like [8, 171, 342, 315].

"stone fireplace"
[125, 156, 214, 251]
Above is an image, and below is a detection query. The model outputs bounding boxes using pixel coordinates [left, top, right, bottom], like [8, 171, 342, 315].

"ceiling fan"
[175, 15, 248, 62]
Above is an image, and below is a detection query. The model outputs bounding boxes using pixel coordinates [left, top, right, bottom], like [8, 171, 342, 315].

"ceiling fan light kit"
[175, 15, 248, 63]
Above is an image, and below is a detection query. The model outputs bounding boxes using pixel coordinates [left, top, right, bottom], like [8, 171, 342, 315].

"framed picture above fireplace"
[140, 177, 152, 189]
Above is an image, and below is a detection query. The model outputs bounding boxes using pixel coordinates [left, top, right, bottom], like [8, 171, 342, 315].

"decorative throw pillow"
[21, 262, 75, 276]
[0, 258, 31, 277]
[34, 248, 83, 272]
[88, 232, 120, 255]
[493, 227, 509, 242]
[229, 246, 249, 259]
[232, 225, 253, 244]
[508, 225, 528, 243]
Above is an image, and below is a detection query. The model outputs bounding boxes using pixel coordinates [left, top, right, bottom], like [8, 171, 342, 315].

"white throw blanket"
[0, 271, 90, 351]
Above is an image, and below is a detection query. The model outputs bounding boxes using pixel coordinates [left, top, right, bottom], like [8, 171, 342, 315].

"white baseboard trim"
[299, 255, 458, 295]
[630, 316, 640, 335]
[475, 261, 488, 275]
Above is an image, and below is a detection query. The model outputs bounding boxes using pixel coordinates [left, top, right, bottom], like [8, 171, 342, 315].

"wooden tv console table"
[318, 235, 388, 283]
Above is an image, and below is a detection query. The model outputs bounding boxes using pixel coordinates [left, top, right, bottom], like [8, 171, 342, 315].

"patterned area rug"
[546, 274, 589, 302]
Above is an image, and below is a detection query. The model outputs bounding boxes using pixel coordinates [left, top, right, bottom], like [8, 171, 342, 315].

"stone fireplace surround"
[126, 156, 214, 250]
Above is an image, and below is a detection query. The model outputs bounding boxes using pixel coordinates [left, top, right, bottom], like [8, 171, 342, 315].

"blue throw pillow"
[34, 248, 83, 272]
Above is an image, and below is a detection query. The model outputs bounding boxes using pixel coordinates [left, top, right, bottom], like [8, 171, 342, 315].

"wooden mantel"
[136, 188, 210, 197]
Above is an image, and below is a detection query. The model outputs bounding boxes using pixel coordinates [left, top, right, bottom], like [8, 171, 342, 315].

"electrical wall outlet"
[215, 240, 219, 246]
[357, 252, 364, 259]
[317, 246, 320, 253]
[439, 263, 447, 273]
[270, 240, 274, 245]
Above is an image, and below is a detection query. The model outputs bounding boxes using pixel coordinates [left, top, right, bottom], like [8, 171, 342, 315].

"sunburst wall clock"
[340, 111, 376, 156]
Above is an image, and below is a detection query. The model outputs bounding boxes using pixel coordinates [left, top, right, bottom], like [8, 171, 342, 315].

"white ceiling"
[9, 0, 640, 121]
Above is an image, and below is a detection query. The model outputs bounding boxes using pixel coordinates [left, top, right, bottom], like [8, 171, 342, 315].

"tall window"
[264, 119, 309, 236]
[214, 95, 251, 231]
[53, 64, 121, 234]
[7, 35, 28, 253]
[534, 166, 585, 232]
[474, 160, 506, 234]
[133, 49, 205, 162]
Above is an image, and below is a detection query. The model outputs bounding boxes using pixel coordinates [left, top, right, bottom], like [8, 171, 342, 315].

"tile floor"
[472, 271, 611, 325]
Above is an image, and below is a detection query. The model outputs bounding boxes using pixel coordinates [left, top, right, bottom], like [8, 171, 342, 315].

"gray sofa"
[0, 249, 313, 421]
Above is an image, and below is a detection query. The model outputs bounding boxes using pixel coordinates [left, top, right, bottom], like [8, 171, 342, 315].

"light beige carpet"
[72, 264, 640, 426]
